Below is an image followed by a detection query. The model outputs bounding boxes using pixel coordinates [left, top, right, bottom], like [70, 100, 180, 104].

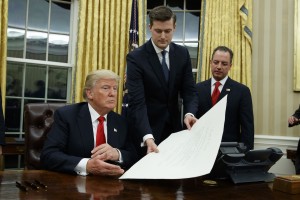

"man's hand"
[184, 114, 197, 130]
[288, 116, 300, 125]
[86, 155, 124, 176]
[91, 144, 119, 161]
[145, 138, 159, 154]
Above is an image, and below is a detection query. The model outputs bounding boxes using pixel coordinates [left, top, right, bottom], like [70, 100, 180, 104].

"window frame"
[5, 0, 78, 137]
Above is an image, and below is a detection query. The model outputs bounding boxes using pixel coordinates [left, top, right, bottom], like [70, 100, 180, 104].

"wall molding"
[254, 135, 298, 175]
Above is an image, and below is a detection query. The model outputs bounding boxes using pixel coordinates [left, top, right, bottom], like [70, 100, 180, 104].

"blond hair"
[82, 69, 120, 100]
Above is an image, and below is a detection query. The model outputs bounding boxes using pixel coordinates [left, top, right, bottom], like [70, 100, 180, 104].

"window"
[5, 0, 77, 137]
[146, 0, 201, 80]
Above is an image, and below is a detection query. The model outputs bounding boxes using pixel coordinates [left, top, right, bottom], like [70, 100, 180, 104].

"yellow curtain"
[198, 0, 252, 89]
[75, 0, 135, 113]
[0, 0, 8, 109]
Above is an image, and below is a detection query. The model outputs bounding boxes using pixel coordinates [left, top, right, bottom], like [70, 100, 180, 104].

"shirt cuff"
[74, 158, 89, 176]
[141, 134, 154, 147]
[115, 148, 123, 163]
[184, 113, 195, 118]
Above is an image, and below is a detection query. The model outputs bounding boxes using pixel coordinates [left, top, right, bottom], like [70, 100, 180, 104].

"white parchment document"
[120, 96, 227, 179]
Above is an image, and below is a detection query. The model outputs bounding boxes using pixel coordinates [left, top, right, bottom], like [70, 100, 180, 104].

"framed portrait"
[294, 0, 300, 90]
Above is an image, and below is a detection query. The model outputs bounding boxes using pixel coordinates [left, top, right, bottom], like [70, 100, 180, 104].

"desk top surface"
[0, 170, 299, 200]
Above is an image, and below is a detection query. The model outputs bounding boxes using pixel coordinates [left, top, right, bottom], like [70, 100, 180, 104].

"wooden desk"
[0, 137, 25, 170]
[0, 170, 299, 200]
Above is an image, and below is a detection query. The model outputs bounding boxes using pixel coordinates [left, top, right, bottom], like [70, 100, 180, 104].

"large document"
[120, 96, 227, 179]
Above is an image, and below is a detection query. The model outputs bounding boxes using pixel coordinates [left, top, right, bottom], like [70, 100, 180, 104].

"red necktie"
[96, 116, 106, 146]
[211, 81, 221, 106]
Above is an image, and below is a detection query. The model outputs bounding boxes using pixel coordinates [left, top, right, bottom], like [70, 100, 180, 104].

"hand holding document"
[120, 96, 228, 179]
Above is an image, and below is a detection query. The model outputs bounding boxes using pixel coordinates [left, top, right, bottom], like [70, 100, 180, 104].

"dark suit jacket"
[41, 103, 137, 174]
[196, 77, 254, 150]
[289, 106, 300, 173]
[289, 105, 300, 127]
[296, 139, 300, 174]
[0, 91, 5, 145]
[126, 40, 198, 152]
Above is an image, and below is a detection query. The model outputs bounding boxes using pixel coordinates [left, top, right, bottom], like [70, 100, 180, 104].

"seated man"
[288, 106, 300, 174]
[41, 69, 138, 176]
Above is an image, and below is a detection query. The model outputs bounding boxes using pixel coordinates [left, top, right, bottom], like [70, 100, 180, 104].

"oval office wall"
[1, 0, 300, 175]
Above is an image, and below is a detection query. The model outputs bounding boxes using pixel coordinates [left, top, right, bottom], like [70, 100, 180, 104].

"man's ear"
[86, 89, 93, 99]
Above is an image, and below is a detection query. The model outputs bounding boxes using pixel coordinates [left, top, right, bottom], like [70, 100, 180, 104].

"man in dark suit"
[196, 46, 254, 150]
[126, 6, 198, 157]
[288, 106, 300, 174]
[41, 69, 138, 176]
[0, 90, 5, 155]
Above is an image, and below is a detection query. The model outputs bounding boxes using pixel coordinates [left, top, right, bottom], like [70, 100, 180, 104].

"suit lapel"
[168, 44, 176, 93]
[106, 112, 119, 147]
[220, 77, 233, 99]
[146, 41, 169, 93]
[77, 104, 94, 150]
[203, 79, 213, 107]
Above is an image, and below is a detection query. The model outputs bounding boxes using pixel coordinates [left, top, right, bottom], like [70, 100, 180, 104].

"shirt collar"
[88, 103, 107, 123]
[151, 38, 170, 54]
[211, 76, 228, 87]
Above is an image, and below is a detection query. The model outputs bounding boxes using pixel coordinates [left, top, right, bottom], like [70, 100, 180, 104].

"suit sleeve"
[288, 105, 300, 127]
[180, 48, 198, 115]
[41, 109, 82, 174]
[239, 87, 254, 150]
[126, 52, 153, 141]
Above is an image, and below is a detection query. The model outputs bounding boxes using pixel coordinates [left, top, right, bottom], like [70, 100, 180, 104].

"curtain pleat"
[75, 0, 134, 113]
[0, 0, 8, 110]
[197, 0, 252, 89]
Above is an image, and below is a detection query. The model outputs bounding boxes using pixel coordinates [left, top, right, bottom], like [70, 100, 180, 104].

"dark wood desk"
[0, 170, 299, 200]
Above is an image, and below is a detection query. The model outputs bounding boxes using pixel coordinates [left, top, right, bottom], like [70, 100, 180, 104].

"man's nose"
[108, 89, 117, 96]
[216, 63, 222, 69]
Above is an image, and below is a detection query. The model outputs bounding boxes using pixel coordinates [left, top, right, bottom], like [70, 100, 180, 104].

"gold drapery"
[0, 0, 7, 109]
[75, 0, 144, 113]
[198, 0, 252, 89]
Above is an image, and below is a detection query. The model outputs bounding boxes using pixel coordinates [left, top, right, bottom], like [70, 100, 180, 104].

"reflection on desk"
[0, 170, 299, 200]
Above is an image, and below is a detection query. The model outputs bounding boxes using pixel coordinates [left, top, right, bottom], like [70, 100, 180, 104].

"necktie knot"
[211, 81, 221, 106]
[161, 50, 166, 57]
[98, 116, 105, 123]
[215, 81, 221, 88]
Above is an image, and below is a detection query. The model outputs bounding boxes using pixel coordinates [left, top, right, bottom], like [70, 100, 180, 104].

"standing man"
[196, 46, 254, 150]
[41, 69, 138, 176]
[126, 6, 198, 157]
[288, 106, 300, 174]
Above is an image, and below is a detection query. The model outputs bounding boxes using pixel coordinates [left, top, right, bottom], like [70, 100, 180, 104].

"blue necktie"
[161, 50, 169, 82]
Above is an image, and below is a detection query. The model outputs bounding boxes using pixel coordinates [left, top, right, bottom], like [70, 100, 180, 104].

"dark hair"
[149, 6, 176, 26]
[212, 46, 234, 64]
